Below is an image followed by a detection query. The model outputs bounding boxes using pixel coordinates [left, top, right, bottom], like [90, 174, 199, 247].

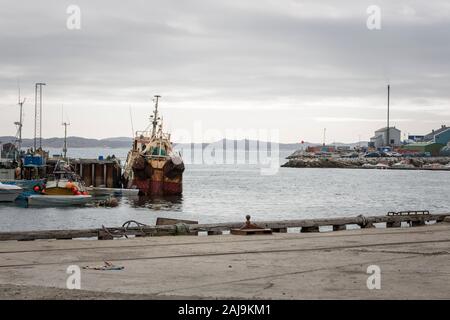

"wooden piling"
[386, 221, 402, 228]
[333, 225, 346, 231]
[301, 226, 320, 233]
[410, 220, 426, 227]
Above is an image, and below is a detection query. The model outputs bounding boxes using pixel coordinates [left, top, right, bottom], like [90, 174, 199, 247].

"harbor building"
[440, 142, 450, 156]
[402, 142, 444, 156]
[407, 135, 425, 143]
[423, 125, 450, 145]
[369, 127, 401, 149]
[402, 125, 449, 156]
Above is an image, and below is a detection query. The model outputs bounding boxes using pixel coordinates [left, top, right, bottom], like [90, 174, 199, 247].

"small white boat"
[86, 187, 140, 197]
[27, 194, 93, 207]
[0, 182, 23, 202]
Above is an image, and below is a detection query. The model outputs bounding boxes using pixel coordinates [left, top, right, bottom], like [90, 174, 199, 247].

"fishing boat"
[1, 143, 46, 201]
[1, 90, 52, 200]
[0, 182, 23, 202]
[27, 160, 92, 207]
[122, 96, 185, 196]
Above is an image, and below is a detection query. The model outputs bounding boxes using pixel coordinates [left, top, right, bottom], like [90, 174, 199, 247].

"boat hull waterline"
[27, 195, 93, 207]
[86, 187, 140, 197]
[0, 189, 23, 202]
[0, 183, 23, 202]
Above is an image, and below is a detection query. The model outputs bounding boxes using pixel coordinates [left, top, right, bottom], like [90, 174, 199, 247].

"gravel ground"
[0, 284, 208, 300]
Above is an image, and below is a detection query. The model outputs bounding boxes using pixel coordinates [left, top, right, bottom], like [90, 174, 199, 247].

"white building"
[370, 127, 401, 149]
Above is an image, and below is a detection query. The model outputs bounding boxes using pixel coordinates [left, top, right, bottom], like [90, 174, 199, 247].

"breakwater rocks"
[281, 157, 450, 170]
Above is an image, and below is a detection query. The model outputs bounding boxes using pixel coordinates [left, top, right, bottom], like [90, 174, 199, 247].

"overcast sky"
[0, 0, 449, 143]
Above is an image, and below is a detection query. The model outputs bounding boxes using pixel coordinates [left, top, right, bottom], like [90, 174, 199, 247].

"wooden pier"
[0, 213, 448, 241]
[47, 158, 122, 188]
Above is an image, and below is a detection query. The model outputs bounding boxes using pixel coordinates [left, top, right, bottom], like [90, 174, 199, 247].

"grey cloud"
[0, 0, 449, 141]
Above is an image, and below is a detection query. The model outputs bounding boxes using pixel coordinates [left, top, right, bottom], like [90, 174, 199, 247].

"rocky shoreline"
[281, 156, 450, 170]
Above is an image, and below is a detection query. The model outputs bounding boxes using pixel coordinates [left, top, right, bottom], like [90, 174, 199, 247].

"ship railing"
[143, 154, 168, 159]
[135, 131, 153, 138]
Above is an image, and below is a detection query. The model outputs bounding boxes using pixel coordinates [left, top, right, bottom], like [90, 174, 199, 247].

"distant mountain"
[0, 136, 368, 150]
[0, 136, 133, 148]
[173, 139, 368, 152]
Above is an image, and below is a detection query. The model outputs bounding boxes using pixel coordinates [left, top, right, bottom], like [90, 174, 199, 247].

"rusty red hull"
[132, 178, 182, 196]
[163, 180, 183, 195]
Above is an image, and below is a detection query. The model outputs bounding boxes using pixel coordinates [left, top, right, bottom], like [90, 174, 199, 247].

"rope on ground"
[174, 223, 190, 235]
[122, 220, 149, 238]
[101, 225, 126, 239]
[100, 220, 149, 239]
[357, 214, 368, 228]
[101, 220, 187, 238]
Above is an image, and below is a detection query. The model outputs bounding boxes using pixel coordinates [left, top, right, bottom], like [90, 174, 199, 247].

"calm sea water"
[0, 147, 449, 231]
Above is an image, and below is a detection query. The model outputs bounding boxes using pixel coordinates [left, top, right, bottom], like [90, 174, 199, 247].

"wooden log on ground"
[156, 217, 198, 226]
[230, 228, 273, 235]
[271, 227, 287, 233]
[188, 214, 449, 233]
[0, 229, 99, 241]
[0, 213, 449, 241]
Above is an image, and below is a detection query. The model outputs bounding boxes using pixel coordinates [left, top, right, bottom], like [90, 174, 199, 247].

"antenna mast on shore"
[386, 84, 390, 147]
[34, 82, 46, 151]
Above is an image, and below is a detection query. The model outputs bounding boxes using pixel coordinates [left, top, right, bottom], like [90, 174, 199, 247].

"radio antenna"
[129, 106, 135, 138]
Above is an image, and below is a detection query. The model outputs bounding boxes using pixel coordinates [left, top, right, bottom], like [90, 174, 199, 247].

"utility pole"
[151, 95, 161, 137]
[34, 82, 46, 151]
[386, 84, 390, 147]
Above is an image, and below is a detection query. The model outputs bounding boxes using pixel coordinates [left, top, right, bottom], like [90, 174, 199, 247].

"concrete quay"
[0, 223, 449, 299]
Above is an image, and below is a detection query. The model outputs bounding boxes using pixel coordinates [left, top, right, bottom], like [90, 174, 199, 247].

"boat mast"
[61, 105, 70, 160]
[15, 86, 26, 153]
[151, 95, 161, 137]
[62, 122, 70, 160]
